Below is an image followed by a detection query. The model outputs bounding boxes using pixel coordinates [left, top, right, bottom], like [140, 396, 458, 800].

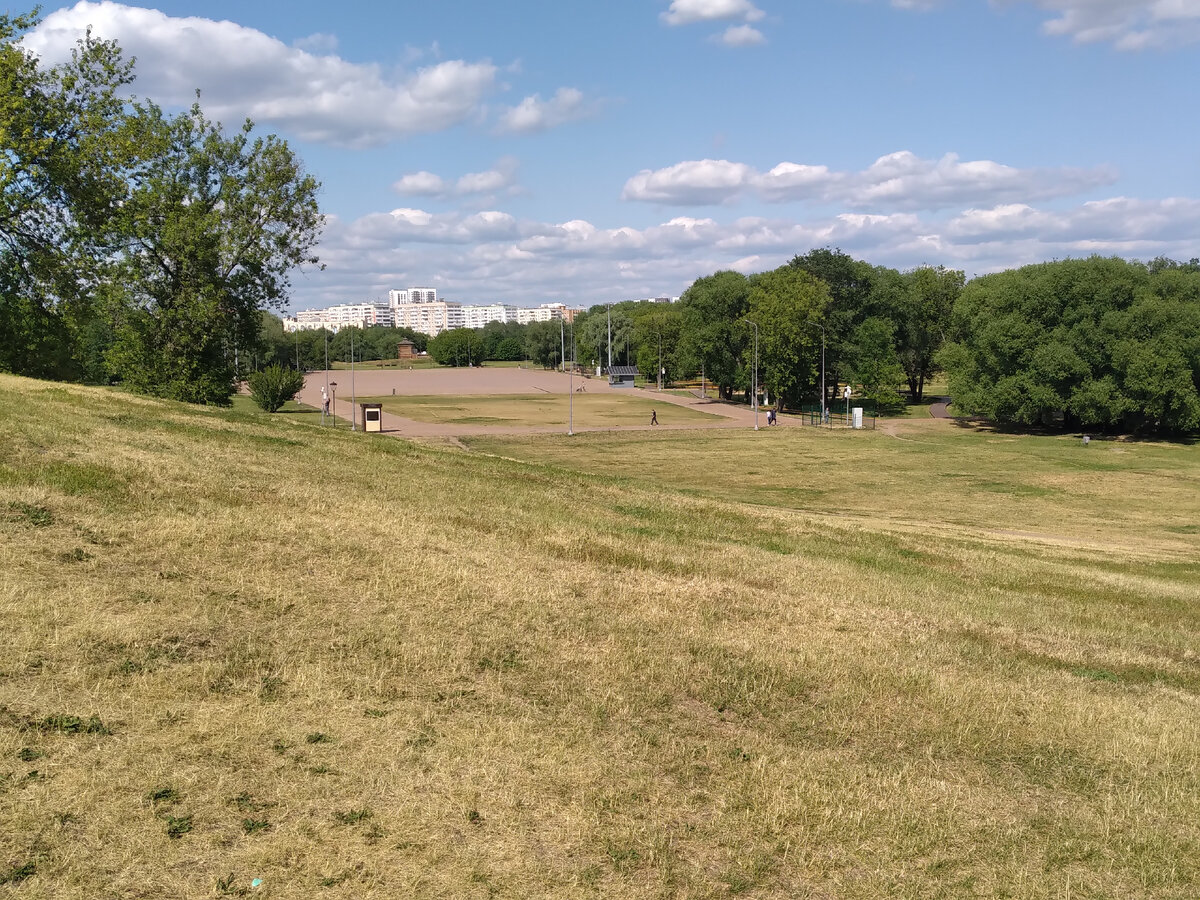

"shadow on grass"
[948, 416, 1199, 445]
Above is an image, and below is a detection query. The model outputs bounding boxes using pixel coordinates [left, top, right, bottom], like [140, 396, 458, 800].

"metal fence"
[794, 400, 877, 430]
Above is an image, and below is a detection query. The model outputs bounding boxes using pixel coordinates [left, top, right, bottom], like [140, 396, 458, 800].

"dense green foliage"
[428, 327, 484, 367]
[1, 11, 322, 404]
[247, 363, 305, 412]
[1, 11, 134, 381]
[660, 253, 961, 411]
[942, 256, 1200, 434]
[105, 103, 322, 404]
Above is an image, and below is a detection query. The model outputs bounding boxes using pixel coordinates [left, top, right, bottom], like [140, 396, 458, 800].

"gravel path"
[299, 367, 791, 437]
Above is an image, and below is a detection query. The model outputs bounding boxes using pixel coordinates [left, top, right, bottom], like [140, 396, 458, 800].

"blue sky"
[20, 0, 1200, 310]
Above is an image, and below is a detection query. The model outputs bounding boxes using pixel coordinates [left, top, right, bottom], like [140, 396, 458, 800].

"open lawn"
[465, 421, 1200, 555]
[358, 393, 722, 428]
[2, 373, 1199, 899]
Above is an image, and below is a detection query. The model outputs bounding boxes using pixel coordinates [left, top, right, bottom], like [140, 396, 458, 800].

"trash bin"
[360, 403, 383, 433]
[852, 407, 863, 429]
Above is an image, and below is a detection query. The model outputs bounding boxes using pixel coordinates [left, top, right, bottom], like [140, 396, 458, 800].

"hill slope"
[1, 374, 1198, 899]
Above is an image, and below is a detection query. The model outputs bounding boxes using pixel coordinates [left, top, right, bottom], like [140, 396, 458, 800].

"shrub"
[248, 365, 305, 413]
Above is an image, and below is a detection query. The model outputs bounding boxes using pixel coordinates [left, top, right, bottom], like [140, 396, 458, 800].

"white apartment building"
[462, 304, 520, 329]
[516, 303, 571, 324]
[284, 302, 393, 333]
[388, 287, 438, 306]
[391, 300, 463, 337]
[284, 290, 583, 339]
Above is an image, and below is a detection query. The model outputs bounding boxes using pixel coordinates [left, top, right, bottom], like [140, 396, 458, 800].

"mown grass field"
[358, 393, 721, 428]
[2, 372, 1199, 899]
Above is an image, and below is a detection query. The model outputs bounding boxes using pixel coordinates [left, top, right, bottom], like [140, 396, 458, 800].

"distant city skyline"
[23, 1, 1200, 310]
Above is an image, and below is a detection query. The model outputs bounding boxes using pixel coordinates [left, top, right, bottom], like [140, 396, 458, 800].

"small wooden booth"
[397, 339, 416, 361]
[359, 402, 384, 433]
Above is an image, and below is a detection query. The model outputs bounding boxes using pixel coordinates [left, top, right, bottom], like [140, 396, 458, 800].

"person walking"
[650, 409, 658, 426]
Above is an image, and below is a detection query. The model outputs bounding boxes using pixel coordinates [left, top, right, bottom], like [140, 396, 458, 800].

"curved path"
[299, 367, 793, 438]
[930, 400, 952, 419]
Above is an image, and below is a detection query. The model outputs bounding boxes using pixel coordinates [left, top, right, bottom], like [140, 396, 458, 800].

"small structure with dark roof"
[397, 339, 416, 360]
[608, 365, 639, 388]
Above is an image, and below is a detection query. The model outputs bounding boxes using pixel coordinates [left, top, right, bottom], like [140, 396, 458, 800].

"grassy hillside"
[1, 373, 1198, 899]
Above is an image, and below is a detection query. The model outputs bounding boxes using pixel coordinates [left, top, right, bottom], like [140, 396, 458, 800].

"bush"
[248, 364, 305, 412]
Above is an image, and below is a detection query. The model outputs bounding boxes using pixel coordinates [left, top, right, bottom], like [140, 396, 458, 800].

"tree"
[1, 11, 136, 380]
[677, 271, 751, 401]
[106, 101, 323, 404]
[897, 266, 963, 401]
[845, 317, 907, 414]
[428, 328, 481, 367]
[523, 320, 561, 368]
[632, 307, 683, 386]
[788, 248, 878, 408]
[746, 266, 830, 410]
[941, 256, 1200, 434]
[248, 364, 304, 412]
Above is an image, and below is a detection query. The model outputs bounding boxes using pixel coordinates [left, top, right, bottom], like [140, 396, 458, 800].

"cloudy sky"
[21, 0, 1200, 310]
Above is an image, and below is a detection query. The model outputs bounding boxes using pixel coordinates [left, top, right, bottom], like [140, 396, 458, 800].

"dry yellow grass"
[1, 373, 1198, 899]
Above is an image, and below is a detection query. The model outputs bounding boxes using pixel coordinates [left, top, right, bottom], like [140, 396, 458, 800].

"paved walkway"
[298, 367, 794, 438]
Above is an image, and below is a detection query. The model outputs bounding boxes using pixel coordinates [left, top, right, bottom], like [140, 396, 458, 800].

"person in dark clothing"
[650, 409, 658, 425]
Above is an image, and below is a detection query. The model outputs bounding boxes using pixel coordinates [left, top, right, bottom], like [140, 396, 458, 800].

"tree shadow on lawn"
[948, 416, 1198, 446]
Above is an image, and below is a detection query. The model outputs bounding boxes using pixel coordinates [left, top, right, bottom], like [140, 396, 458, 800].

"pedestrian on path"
[650, 409, 658, 426]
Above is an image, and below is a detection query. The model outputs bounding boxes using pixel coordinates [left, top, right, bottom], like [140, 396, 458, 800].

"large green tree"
[106, 102, 323, 404]
[677, 271, 751, 401]
[746, 266, 830, 411]
[897, 266, 963, 401]
[788, 248, 888, 408]
[1, 11, 135, 380]
[941, 256, 1200, 434]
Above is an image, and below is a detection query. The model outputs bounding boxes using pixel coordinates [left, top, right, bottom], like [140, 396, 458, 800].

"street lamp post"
[809, 321, 826, 424]
[655, 331, 663, 391]
[606, 302, 612, 372]
[561, 318, 574, 436]
[742, 318, 759, 431]
[323, 331, 330, 425]
[350, 328, 357, 431]
[329, 381, 338, 426]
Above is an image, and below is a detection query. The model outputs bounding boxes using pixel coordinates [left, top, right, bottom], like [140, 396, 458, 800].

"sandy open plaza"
[300, 365, 773, 437]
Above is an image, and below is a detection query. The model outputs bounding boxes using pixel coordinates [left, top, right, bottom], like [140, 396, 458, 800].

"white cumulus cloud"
[622, 151, 1117, 210]
[496, 87, 593, 134]
[717, 25, 767, 45]
[295, 194, 1200, 311]
[622, 159, 758, 205]
[21, 2, 581, 146]
[661, 0, 766, 25]
[393, 159, 520, 199]
[888, 0, 1200, 48]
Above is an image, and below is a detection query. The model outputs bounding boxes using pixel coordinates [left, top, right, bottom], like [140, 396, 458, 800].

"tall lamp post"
[329, 381, 338, 426]
[323, 331, 330, 425]
[606, 302, 612, 372]
[742, 318, 759, 431]
[655, 331, 663, 391]
[561, 318, 574, 436]
[809, 321, 826, 424]
[350, 328, 357, 431]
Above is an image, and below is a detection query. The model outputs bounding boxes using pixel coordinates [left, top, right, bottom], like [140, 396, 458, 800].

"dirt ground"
[300, 366, 778, 437]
